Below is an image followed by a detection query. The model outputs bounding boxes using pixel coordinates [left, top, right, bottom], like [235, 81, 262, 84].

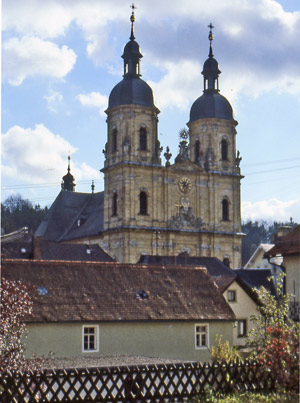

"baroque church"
[36, 10, 243, 268]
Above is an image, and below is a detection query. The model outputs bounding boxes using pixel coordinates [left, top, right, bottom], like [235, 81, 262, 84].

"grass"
[187, 390, 299, 402]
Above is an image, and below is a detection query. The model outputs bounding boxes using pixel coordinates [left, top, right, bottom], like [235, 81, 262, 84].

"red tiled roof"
[264, 225, 300, 258]
[1, 259, 235, 323]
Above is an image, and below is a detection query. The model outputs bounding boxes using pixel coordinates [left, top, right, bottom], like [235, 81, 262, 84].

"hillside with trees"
[1, 194, 49, 235]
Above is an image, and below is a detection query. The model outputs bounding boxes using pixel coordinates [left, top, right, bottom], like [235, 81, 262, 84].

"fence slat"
[0, 360, 276, 402]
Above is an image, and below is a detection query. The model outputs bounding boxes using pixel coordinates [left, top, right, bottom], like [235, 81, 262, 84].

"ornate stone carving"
[164, 146, 172, 166]
[235, 150, 242, 167]
[122, 135, 131, 155]
[169, 206, 204, 229]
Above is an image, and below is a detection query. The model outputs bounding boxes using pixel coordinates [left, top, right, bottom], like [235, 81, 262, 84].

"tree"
[0, 277, 33, 371]
[1, 194, 49, 235]
[246, 282, 299, 391]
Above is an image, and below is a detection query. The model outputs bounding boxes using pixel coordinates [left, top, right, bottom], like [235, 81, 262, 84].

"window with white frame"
[237, 320, 247, 337]
[227, 290, 236, 302]
[195, 324, 209, 349]
[82, 325, 99, 352]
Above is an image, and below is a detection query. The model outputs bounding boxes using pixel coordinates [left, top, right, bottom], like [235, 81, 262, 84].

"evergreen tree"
[1, 194, 49, 235]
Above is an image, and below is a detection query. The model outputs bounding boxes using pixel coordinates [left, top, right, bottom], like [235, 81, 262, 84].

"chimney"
[272, 226, 292, 243]
[33, 236, 43, 260]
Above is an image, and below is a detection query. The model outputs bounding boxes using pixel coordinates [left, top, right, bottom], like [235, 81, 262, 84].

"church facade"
[100, 15, 243, 267]
[36, 13, 243, 268]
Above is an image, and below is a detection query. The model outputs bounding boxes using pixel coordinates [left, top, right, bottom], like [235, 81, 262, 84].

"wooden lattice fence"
[0, 360, 275, 402]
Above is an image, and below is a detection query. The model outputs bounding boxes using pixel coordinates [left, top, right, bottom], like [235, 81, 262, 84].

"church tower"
[101, 14, 243, 267]
[102, 6, 162, 262]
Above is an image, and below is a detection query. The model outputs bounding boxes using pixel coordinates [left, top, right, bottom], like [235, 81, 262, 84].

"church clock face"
[178, 177, 192, 193]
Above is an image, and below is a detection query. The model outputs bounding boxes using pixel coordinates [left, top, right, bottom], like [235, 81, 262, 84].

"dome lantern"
[189, 24, 233, 123]
[107, 4, 157, 111]
[202, 23, 221, 92]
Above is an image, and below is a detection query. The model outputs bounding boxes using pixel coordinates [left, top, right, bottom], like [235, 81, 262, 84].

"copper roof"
[2, 259, 235, 323]
[264, 225, 300, 258]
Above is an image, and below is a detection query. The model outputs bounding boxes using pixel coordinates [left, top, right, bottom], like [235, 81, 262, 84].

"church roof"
[108, 76, 155, 110]
[35, 191, 104, 242]
[2, 259, 235, 323]
[189, 92, 233, 122]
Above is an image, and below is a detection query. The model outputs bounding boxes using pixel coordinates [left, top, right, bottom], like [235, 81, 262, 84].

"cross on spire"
[130, 3, 136, 40]
[208, 22, 214, 58]
[67, 155, 71, 173]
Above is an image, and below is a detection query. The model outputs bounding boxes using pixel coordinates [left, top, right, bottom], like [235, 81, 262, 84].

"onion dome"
[189, 24, 233, 123]
[61, 156, 76, 192]
[107, 5, 155, 110]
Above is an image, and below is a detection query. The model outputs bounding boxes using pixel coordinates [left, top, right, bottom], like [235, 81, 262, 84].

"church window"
[222, 199, 229, 221]
[194, 140, 200, 162]
[112, 193, 118, 216]
[112, 129, 118, 153]
[221, 139, 228, 161]
[139, 191, 147, 215]
[139, 127, 147, 151]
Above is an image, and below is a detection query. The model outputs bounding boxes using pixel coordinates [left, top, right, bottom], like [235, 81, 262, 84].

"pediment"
[168, 159, 204, 173]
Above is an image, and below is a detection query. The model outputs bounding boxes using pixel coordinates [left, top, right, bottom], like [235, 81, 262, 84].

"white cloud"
[43, 90, 63, 113]
[3, 0, 300, 101]
[148, 61, 202, 111]
[2, 36, 77, 85]
[1, 124, 101, 184]
[242, 198, 300, 222]
[77, 92, 108, 116]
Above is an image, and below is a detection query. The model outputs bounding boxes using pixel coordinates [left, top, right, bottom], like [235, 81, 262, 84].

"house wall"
[245, 248, 272, 269]
[224, 281, 258, 346]
[284, 255, 300, 301]
[25, 320, 233, 362]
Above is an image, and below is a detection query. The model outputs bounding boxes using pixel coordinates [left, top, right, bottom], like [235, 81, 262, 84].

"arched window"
[221, 139, 228, 161]
[222, 199, 229, 221]
[139, 191, 147, 215]
[112, 193, 117, 216]
[139, 127, 147, 151]
[194, 140, 200, 163]
[112, 129, 118, 153]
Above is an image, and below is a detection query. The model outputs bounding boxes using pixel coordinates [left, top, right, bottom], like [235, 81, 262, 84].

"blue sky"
[2, 0, 300, 223]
